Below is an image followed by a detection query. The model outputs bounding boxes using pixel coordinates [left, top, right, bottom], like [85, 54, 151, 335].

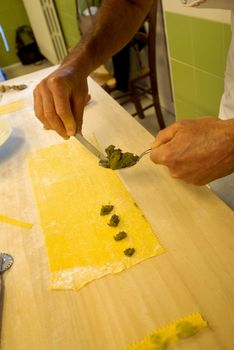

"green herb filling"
[124, 247, 135, 257]
[176, 322, 200, 339]
[114, 231, 127, 241]
[100, 205, 114, 215]
[99, 145, 139, 170]
[108, 214, 120, 227]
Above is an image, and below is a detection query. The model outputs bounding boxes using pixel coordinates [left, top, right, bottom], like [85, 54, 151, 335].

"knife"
[74, 133, 107, 162]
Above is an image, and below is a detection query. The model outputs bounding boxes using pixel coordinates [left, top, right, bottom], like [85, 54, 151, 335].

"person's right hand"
[33, 64, 89, 138]
[150, 117, 234, 185]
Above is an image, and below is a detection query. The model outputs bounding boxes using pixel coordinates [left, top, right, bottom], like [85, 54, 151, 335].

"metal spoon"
[137, 148, 152, 162]
[0, 253, 14, 340]
[99, 148, 152, 169]
[120, 148, 152, 169]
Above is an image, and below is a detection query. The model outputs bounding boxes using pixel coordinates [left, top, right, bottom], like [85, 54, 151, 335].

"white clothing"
[219, 11, 234, 119]
[181, 0, 234, 10]
[180, 0, 234, 209]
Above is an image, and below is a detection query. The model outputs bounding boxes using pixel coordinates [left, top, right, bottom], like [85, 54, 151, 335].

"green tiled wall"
[164, 12, 232, 120]
[55, 0, 101, 48]
[0, 0, 30, 67]
[54, 0, 80, 49]
[0, 0, 81, 67]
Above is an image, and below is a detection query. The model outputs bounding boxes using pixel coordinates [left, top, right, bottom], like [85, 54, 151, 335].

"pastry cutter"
[0, 253, 14, 339]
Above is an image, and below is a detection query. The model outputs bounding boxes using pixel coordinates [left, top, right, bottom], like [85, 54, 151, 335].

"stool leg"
[129, 82, 145, 119]
[150, 72, 165, 129]
[148, 0, 166, 129]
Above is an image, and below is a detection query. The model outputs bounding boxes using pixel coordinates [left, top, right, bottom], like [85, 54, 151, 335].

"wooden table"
[0, 66, 233, 350]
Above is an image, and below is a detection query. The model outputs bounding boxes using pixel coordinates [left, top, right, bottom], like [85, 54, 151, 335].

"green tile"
[0, 0, 27, 14]
[175, 99, 202, 121]
[58, 13, 80, 48]
[0, 29, 20, 66]
[170, 59, 197, 107]
[0, 0, 30, 66]
[165, 13, 229, 119]
[191, 17, 224, 78]
[55, 0, 77, 17]
[0, 9, 29, 31]
[68, 36, 81, 48]
[54, 1, 81, 48]
[0, 2, 13, 12]
[195, 69, 224, 116]
[165, 12, 193, 65]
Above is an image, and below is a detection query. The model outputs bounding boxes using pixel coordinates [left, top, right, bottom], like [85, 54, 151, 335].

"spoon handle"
[139, 148, 151, 159]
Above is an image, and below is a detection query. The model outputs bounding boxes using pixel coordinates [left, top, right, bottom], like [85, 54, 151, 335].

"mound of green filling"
[100, 205, 114, 215]
[108, 214, 120, 227]
[99, 145, 139, 170]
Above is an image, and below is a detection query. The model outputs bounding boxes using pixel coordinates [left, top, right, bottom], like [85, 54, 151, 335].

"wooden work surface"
[0, 66, 233, 350]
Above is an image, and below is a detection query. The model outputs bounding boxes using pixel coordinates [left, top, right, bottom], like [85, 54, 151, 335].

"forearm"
[33, 0, 153, 137]
[63, 0, 153, 75]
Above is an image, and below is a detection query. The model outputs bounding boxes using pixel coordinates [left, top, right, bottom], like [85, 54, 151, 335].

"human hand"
[150, 117, 234, 185]
[33, 64, 89, 138]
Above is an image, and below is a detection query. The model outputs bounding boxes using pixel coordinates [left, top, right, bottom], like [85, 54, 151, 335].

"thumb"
[151, 122, 181, 148]
[72, 97, 85, 134]
[71, 91, 91, 133]
[86, 94, 91, 103]
[150, 143, 171, 166]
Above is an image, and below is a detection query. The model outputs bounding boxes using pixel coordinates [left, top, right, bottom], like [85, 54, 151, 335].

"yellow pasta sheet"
[27, 139, 164, 290]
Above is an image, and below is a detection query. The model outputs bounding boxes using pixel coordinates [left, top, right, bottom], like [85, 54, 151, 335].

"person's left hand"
[33, 64, 90, 139]
[150, 116, 234, 185]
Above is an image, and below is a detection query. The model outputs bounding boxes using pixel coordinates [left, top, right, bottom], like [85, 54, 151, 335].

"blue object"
[0, 25, 9, 52]
[0, 68, 7, 82]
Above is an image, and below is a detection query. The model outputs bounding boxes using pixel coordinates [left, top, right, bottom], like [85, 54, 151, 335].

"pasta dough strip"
[0, 214, 33, 229]
[126, 312, 208, 349]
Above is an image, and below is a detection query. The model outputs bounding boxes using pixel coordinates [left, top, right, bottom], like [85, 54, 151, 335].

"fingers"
[150, 143, 191, 182]
[48, 77, 76, 136]
[71, 81, 89, 134]
[34, 82, 67, 138]
[33, 69, 90, 138]
[150, 143, 172, 166]
[150, 117, 227, 186]
[41, 83, 69, 138]
[71, 93, 86, 134]
[33, 89, 51, 130]
[151, 122, 183, 148]
[33, 73, 77, 138]
[86, 94, 91, 104]
[150, 123, 183, 167]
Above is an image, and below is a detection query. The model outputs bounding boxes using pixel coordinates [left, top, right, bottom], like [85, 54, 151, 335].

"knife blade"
[74, 133, 107, 161]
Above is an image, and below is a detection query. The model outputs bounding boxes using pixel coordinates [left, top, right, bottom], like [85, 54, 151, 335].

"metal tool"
[98, 147, 152, 170]
[121, 148, 152, 169]
[74, 133, 108, 162]
[0, 253, 14, 341]
[136, 148, 151, 162]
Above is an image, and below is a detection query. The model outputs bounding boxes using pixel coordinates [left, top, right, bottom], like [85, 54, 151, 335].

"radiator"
[22, 0, 67, 64]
